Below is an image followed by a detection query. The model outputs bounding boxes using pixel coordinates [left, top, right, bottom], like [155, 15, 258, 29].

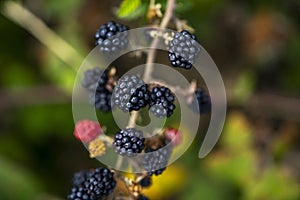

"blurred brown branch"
[244, 93, 300, 122]
[0, 86, 70, 110]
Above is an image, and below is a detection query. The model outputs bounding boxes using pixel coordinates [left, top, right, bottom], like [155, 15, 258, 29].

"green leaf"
[118, 0, 142, 19]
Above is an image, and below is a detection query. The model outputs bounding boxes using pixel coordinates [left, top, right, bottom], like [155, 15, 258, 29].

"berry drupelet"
[149, 86, 176, 118]
[113, 128, 145, 157]
[95, 21, 129, 52]
[168, 30, 201, 69]
[112, 75, 145, 112]
[67, 168, 116, 200]
[143, 144, 172, 176]
[128, 84, 150, 111]
[190, 88, 211, 114]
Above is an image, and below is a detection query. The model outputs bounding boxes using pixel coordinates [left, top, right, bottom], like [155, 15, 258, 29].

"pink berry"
[165, 128, 182, 146]
[74, 120, 102, 143]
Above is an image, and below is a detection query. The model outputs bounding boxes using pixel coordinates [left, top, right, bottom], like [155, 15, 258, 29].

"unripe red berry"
[164, 128, 182, 146]
[74, 120, 102, 143]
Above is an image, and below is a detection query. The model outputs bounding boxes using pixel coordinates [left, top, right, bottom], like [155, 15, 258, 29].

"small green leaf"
[118, 0, 142, 18]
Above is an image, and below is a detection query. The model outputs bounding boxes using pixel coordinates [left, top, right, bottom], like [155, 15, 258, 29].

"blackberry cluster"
[82, 67, 113, 112]
[149, 86, 176, 118]
[67, 168, 116, 200]
[143, 144, 172, 176]
[95, 21, 129, 52]
[113, 128, 145, 157]
[112, 75, 145, 112]
[168, 30, 201, 69]
[128, 84, 150, 111]
[190, 88, 211, 114]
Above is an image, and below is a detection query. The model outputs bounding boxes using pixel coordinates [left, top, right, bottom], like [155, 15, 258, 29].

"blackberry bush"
[149, 86, 176, 118]
[112, 75, 145, 112]
[168, 30, 201, 69]
[113, 128, 145, 157]
[69, 1, 214, 199]
[95, 21, 129, 52]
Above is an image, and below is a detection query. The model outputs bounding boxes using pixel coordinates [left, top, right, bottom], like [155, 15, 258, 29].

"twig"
[1, 1, 84, 71]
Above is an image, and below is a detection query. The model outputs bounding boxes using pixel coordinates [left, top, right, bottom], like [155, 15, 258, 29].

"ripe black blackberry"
[112, 75, 145, 112]
[89, 88, 112, 112]
[95, 21, 129, 52]
[168, 30, 201, 69]
[139, 176, 152, 188]
[113, 128, 145, 157]
[190, 88, 211, 114]
[72, 170, 89, 187]
[149, 86, 175, 118]
[67, 168, 116, 200]
[143, 144, 172, 176]
[138, 195, 149, 200]
[128, 84, 150, 111]
[82, 67, 114, 112]
[82, 68, 108, 92]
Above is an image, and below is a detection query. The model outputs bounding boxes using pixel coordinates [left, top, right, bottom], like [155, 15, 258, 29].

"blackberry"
[82, 68, 113, 112]
[143, 144, 172, 176]
[67, 168, 116, 200]
[95, 21, 129, 52]
[168, 30, 201, 69]
[89, 89, 112, 112]
[149, 86, 175, 118]
[128, 84, 150, 111]
[139, 176, 152, 188]
[190, 88, 211, 114]
[113, 128, 145, 157]
[112, 75, 145, 112]
[72, 170, 89, 187]
[138, 195, 149, 200]
[82, 68, 108, 92]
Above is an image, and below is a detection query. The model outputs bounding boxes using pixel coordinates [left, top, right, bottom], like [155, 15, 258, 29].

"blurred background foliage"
[0, 0, 300, 199]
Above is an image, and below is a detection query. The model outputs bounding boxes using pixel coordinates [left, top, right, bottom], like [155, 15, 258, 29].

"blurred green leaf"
[0, 157, 43, 200]
[232, 71, 256, 104]
[244, 167, 300, 200]
[117, 0, 142, 19]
